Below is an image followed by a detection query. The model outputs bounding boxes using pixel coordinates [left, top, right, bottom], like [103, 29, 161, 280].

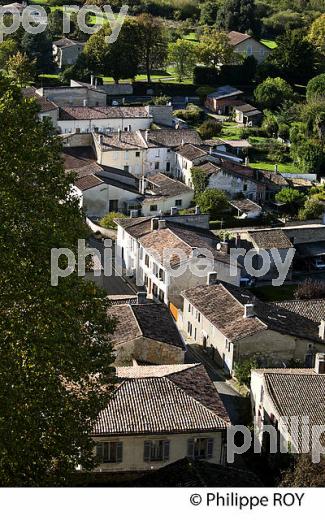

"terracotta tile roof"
[176, 143, 208, 161]
[228, 31, 252, 46]
[248, 229, 293, 249]
[107, 303, 184, 348]
[147, 129, 202, 148]
[260, 171, 289, 187]
[145, 173, 193, 199]
[196, 161, 222, 177]
[74, 174, 104, 191]
[274, 299, 325, 323]
[59, 106, 150, 121]
[114, 216, 153, 238]
[22, 86, 58, 113]
[182, 283, 325, 344]
[93, 364, 230, 435]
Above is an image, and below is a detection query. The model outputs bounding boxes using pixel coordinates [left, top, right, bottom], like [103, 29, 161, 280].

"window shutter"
[95, 443, 104, 462]
[144, 441, 151, 462]
[187, 438, 194, 458]
[116, 442, 123, 463]
[163, 440, 170, 461]
[207, 438, 214, 459]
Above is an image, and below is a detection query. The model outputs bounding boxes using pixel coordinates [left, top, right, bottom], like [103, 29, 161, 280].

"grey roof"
[260, 369, 325, 450]
[207, 85, 244, 100]
[145, 173, 193, 200]
[274, 299, 325, 323]
[93, 364, 230, 436]
[53, 38, 85, 49]
[146, 129, 202, 148]
[107, 303, 185, 349]
[248, 229, 293, 249]
[230, 199, 262, 213]
[235, 104, 262, 116]
[176, 143, 209, 161]
[59, 106, 150, 121]
[182, 283, 325, 344]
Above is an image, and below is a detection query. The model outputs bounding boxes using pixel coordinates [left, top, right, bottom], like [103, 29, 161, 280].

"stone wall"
[114, 337, 185, 365]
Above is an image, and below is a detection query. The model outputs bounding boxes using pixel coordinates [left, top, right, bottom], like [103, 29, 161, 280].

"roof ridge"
[164, 376, 230, 427]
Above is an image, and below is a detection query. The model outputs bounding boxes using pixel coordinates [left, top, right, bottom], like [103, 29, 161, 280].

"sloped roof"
[182, 283, 325, 344]
[145, 173, 193, 200]
[248, 229, 293, 249]
[22, 86, 58, 113]
[59, 106, 150, 121]
[274, 299, 325, 323]
[107, 303, 184, 349]
[207, 85, 244, 100]
[230, 199, 262, 213]
[228, 31, 252, 46]
[93, 364, 230, 435]
[176, 143, 208, 161]
[53, 38, 84, 49]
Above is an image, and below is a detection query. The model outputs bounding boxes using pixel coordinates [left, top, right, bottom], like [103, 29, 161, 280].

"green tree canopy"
[198, 29, 241, 68]
[275, 187, 306, 212]
[6, 51, 36, 87]
[135, 14, 168, 83]
[306, 73, 325, 103]
[21, 30, 54, 73]
[168, 39, 197, 82]
[254, 77, 294, 110]
[196, 188, 228, 220]
[216, 0, 260, 36]
[0, 78, 115, 485]
[308, 13, 325, 56]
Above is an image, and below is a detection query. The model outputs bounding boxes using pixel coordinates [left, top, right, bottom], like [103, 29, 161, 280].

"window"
[124, 165, 130, 172]
[145, 254, 150, 267]
[188, 303, 191, 312]
[166, 162, 170, 172]
[143, 440, 170, 462]
[243, 183, 247, 191]
[158, 289, 165, 302]
[150, 204, 158, 212]
[158, 268, 165, 282]
[175, 199, 182, 207]
[187, 438, 213, 460]
[109, 200, 118, 212]
[152, 283, 158, 297]
[136, 151, 140, 157]
[155, 162, 160, 170]
[152, 262, 158, 276]
[187, 321, 193, 336]
[96, 442, 123, 463]
[155, 149, 160, 157]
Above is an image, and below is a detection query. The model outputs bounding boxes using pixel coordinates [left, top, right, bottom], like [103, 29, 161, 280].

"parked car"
[313, 258, 325, 270]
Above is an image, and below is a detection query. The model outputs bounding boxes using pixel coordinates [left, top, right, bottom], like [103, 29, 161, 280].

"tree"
[0, 78, 115, 485]
[291, 139, 325, 175]
[234, 356, 258, 386]
[306, 73, 325, 103]
[173, 103, 205, 125]
[200, 0, 221, 25]
[6, 52, 36, 87]
[275, 187, 306, 213]
[48, 9, 64, 38]
[267, 30, 317, 84]
[21, 30, 54, 73]
[280, 455, 325, 487]
[0, 39, 18, 70]
[196, 188, 228, 220]
[84, 19, 141, 83]
[254, 77, 294, 110]
[168, 39, 197, 82]
[298, 197, 324, 220]
[308, 14, 325, 56]
[191, 167, 209, 200]
[135, 14, 168, 83]
[198, 29, 241, 68]
[216, 0, 260, 37]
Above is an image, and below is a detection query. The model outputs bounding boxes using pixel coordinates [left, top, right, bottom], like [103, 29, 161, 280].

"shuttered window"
[187, 438, 214, 460]
[144, 440, 170, 462]
[96, 442, 123, 463]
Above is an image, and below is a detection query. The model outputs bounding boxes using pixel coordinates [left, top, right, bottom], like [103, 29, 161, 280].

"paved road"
[87, 237, 136, 296]
[185, 344, 246, 425]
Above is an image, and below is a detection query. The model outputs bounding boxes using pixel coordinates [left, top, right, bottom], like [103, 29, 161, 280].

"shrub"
[294, 279, 325, 300]
[234, 357, 258, 386]
[298, 197, 324, 221]
[99, 212, 126, 230]
[173, 103, 205, 125]
[196, 188, 228, 220]
[197, 118, 222, 139]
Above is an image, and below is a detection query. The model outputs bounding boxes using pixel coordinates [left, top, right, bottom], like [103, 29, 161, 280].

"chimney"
[170, 206, 178, 216]
[217, 241, 229, 254]
[140, 176, 147, 195]
[207, 272, 218, 285]
[90, 74, 95, 86]
[181, 139, 184, 147]
[83, 99, 87, 107]
[158, 219, 166, 230]
[243, 303, 255, 318]
[137, 291, 147, 304]
[145, 129, 149, 142]
[195, 205, 200, 215]
[319, 320, 325, 340]
[151, 217, 159, 231]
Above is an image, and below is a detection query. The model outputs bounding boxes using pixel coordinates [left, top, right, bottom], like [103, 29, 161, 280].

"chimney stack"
[137, 291, 147, 305]
[319, 320, 325, 340]
[243, 303, 255, 318]
[207, 272, 218, 285]
[90, 74, 95, 86]
[151, 217, 159, 231]
[217, 241, 229, 254]
[158, 219, 166, 230]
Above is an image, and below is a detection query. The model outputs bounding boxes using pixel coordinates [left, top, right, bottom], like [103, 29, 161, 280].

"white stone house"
[91, 364, 230, 473]
[115, 216, 241, 308]
[52, 38, 85, 69]
[228, 31, 271, 64]
[181, 283, 325, 375]
[250, 354, 325, 454]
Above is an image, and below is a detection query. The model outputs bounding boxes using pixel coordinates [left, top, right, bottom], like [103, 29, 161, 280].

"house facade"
[91, 364, 230, 473]
[53, 38, 85, 68]
[181, 283, 325, 375]
[228, 31, 271, 64]
[205, 85, 244, 115]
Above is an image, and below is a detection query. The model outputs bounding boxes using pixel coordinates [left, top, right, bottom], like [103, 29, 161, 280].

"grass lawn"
[249, 160, 303, 174]
[261, 39, 277, 49]
[39, 73, 60, 79]
[220, 122, 243, 140]
[251, 284, 298, 301]
[183, 32, 199, 43]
